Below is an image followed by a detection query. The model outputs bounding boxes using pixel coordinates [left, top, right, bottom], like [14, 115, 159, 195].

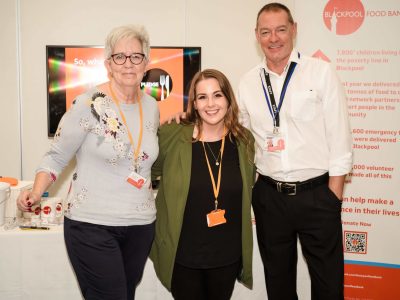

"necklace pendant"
[216, 161, 220, 166]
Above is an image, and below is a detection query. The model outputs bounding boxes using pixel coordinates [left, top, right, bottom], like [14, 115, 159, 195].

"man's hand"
[161, 112, 187, 125]
[328, 175, 346, 201]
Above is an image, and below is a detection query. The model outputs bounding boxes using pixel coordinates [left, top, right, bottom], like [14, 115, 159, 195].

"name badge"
[265, 132, 285, 152]
[126, 171, 147, 189]
[207, 209, 227, 227]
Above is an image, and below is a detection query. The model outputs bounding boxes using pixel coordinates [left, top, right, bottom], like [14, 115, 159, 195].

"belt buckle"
[277, 182, 297, 195]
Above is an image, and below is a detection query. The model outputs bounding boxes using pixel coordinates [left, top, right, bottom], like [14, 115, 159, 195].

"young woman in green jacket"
[150, 69, 255, 300]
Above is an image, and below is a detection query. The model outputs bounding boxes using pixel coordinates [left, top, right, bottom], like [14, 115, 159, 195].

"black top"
[175, 136, 243, 268]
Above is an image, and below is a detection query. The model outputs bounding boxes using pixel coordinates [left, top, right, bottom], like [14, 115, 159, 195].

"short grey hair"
[104, 24, 150, 60]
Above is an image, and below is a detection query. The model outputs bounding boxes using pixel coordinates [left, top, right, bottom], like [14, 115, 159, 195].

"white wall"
[0, 0, 21, 178]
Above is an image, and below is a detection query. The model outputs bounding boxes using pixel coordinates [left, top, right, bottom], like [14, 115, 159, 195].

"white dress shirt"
[238, 49, 353, 182]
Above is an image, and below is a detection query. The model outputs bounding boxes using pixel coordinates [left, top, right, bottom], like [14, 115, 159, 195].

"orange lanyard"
[201, 127, 226, 211]
[109, 83, 143, 169]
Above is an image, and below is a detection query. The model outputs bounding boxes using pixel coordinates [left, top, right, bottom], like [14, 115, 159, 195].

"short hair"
[104, 24, 150, 60]
[256, 2, 294, 28]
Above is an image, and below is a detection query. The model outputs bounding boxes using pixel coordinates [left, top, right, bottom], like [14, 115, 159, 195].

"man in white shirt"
[238, 3, 352, 300]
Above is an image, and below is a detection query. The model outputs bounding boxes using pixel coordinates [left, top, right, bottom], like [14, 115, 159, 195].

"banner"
[294, 1, 400, 299]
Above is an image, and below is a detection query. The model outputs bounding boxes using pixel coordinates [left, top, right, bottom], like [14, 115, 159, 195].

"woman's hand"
[17, 190, 42, 212]
[16, 172, 54, 211]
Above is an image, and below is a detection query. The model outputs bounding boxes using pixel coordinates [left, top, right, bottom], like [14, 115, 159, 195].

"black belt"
[259, 173, 329, 196]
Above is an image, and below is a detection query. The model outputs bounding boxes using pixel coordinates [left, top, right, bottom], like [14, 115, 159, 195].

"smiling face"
[194, 78, 228, 133]
[104, 37, 147, 90]
[255, 9, 297, 73]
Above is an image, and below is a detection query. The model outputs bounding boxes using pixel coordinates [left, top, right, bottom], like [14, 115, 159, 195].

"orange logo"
[312, 50, 331, 62]
[323, 0, 365, 35]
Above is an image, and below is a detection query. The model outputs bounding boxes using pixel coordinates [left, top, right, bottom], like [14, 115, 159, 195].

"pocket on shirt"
[290, 90, 319, 121]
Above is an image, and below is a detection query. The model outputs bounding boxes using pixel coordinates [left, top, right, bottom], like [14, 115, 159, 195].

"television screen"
[46, 45, 201, 136]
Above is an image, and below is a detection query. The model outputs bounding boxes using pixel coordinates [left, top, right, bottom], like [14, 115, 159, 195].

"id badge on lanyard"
[109, 83, 147, 190]
[265, 129, 285, 152]
[260, 58, 298, 153]
[202, 131, 228, 227]
[126, 169, 148, 189]
[207, 209, 227, 227]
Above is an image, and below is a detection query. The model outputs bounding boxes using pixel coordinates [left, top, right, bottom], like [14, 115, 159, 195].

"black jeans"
[171, 260, 241, 300]
[64, 217, 155, 300]
[252, 178, 344, 300]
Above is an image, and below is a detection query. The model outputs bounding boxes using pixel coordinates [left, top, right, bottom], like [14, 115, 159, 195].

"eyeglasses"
[110, 53, 146, 65]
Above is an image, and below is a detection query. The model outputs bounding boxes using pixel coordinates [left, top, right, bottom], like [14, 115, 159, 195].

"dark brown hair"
[256, 2, 294, 28]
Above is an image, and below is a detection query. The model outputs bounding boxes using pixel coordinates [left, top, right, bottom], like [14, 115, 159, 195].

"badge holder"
[266, 128, 285, 152]
[207, 209, 226, 227]
[126, 171, 147, 189]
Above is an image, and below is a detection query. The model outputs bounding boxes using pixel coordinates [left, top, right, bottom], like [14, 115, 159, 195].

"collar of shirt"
[261, 49, 300, 77]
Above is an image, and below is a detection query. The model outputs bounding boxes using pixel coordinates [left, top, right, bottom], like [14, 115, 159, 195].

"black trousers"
[64, 217, 155, 300]
[171, 260, 241, 300]
[252, 178, 344, 300]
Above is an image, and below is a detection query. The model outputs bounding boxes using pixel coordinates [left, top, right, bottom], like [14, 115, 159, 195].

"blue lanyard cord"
[260, 54, 299, 128]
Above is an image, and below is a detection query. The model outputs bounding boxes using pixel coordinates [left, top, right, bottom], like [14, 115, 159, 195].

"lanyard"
[260, 55, 299, 130]
[201, 128, 226, 211]
[109, 83, 143, 169]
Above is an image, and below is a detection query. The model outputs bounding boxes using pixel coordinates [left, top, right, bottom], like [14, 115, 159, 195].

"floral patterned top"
[37, 88, 159, 226]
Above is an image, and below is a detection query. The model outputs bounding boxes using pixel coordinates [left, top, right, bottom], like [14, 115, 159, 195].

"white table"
[0, 225, 81, 299]
[0, 224, 310, 299]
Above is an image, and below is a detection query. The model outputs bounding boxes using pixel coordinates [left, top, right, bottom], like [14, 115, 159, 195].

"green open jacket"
[150, 123, 255, 291]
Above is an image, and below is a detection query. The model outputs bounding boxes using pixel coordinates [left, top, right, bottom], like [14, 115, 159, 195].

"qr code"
[344, 231, 367, 254]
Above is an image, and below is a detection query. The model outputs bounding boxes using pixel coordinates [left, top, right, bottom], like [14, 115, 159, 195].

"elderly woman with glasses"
[17, 25, 159, 300]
